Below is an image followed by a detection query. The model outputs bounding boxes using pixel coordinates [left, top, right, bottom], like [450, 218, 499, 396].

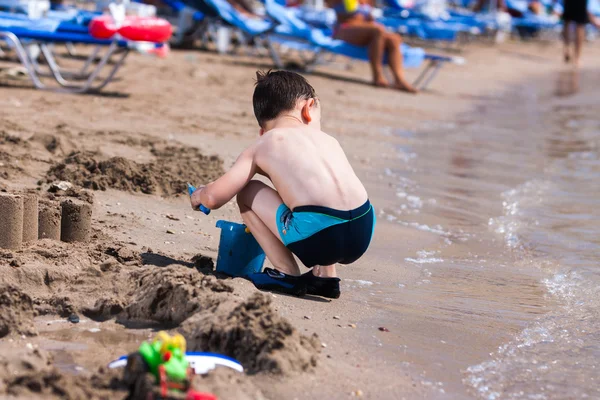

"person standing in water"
[563, 0, 599, 65]
[325, 0, 418, 93]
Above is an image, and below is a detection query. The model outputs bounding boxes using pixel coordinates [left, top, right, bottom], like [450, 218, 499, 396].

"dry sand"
[0, 40, 594, 399]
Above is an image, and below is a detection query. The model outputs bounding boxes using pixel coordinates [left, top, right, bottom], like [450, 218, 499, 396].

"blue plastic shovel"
[187, 183, 211, 215]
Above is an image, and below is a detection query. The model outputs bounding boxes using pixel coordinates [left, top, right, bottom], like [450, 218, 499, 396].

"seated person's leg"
[236, 180, 300, 276]
[334, 22, 389, 87]
[384, 32, 417, 93]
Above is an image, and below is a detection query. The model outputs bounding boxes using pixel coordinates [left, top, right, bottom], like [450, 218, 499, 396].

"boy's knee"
[237, 180, 266, 206]
[244, 180, 267, 194]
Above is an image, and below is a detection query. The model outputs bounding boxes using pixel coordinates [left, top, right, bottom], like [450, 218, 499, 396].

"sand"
[21, 193, 39, 243]
[0, 285, 36, 338]
[181, 292, 320, 375]
[38, 201, 62, 240]
[0, 194, 23, 250]
[1, 40, 596, 399]
[123, 266, 320, 374]
[192, 368, 267, 400]
[0, 351, 126, 400]
[45, 146, 224, 196]
[60, 199, 92, 243]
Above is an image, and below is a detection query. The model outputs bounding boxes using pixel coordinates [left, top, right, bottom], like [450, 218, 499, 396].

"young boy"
[190, 71, 375, 298]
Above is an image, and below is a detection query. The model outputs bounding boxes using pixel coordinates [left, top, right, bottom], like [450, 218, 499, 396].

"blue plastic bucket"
[215, 220, 266, 277]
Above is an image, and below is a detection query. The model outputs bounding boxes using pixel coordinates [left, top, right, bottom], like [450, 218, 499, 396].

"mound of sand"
[0, 351, 126, 400]
[122, 265, 234, 326]
[0, 285, 37, 338]
[31, 132, 75, 156]
[0, 239, 141, 325]
[45, 146, 223, 196]
[182, 293, 320, 375]
[121, 266, 320, 375]
[46, 185, 95, 205]
[2, 245, 319, 383]
[0, 150, 23, 180]
[192, 368, 267, 400]
[0, 131, 24, 146]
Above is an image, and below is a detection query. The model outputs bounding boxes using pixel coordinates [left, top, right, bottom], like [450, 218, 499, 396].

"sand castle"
[60, 199, 92, 243]
[0, 193, 23, 250]
[0, 192, 92, 249]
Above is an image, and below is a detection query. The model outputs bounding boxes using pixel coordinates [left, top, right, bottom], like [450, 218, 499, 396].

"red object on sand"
[185, 391, 218, 400]
[89, 15, 172, 43]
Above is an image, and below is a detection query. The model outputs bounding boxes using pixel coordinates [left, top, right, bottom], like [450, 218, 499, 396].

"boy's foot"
[301, 271, 341, 299]
[249, 268, 307, 297]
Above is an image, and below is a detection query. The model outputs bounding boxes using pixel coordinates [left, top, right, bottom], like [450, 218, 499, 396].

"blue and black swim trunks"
[275, 200, 376, 267]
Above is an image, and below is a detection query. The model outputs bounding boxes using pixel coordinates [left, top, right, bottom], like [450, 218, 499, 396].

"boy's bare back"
[254, 126, 368, 211]
[191, 70, 375, 295]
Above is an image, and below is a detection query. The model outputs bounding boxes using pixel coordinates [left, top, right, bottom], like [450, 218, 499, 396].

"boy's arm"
[191, 146, 257, 210]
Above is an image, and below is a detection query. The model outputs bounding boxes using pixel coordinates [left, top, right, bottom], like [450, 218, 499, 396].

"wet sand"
[1, 41, 599, 399]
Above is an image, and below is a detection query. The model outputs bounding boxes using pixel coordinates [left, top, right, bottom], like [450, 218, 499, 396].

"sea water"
[361, 69, 599, 398]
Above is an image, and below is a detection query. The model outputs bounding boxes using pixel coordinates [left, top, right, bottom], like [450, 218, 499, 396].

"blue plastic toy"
[187, 183, 211, 215]
[215, 220, 266, 277]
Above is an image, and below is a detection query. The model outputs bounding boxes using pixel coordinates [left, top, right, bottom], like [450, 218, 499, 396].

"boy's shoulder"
[261, 126, 331, 140]
[259, 127, 338, 151]
[256, 128, 296, 148]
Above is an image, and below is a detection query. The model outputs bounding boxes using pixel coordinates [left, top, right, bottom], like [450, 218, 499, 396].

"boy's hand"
[190, 186, 205, 210]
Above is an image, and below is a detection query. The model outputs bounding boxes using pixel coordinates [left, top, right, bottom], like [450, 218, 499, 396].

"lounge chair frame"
[0, 31, 130, 93]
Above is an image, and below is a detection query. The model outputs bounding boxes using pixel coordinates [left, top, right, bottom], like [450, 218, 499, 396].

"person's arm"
[191, 146, 257, 210]
[589, 12, 600, 29]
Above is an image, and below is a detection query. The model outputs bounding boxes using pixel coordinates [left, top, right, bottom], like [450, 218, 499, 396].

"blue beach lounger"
[0, 15, 162, 93]
[0, 8, 105, 57]
[158, 0, 206, 45]
[379, 15, 469, 42]
[382, 0, 490, 33]
[505, 0, 561, 37]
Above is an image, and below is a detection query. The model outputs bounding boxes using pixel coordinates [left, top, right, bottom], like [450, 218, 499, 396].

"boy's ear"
[259, 127, 265, 136]
[301, 99, 314, 124]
